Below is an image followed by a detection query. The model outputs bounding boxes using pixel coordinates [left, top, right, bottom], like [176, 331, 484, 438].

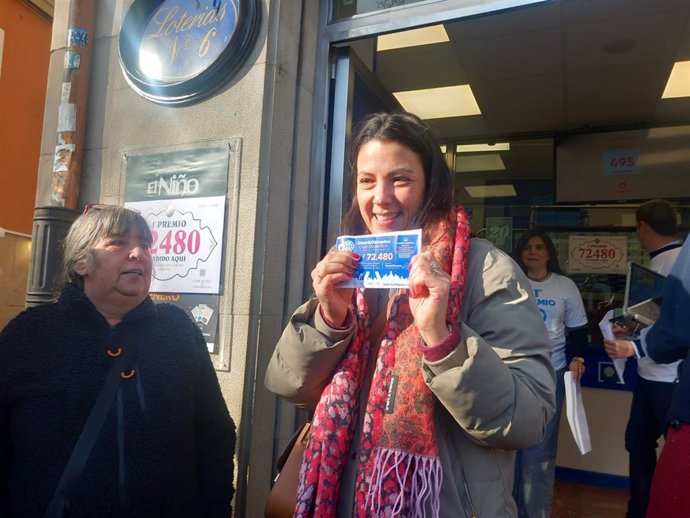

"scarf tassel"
[365, 447, 443, 518]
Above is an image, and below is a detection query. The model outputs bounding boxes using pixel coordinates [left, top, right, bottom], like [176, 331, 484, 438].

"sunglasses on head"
[82, 203, 141, 215]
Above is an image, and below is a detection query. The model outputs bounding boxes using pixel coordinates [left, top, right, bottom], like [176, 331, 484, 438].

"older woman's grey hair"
[60, 205, 152, 289]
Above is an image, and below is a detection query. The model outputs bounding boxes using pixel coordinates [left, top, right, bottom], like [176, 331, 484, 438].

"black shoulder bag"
[45, 346, 134, 518]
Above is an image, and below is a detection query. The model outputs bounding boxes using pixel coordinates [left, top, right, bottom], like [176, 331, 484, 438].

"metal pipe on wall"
[27, 0, 97, 306]
[49, 0, 96, 209]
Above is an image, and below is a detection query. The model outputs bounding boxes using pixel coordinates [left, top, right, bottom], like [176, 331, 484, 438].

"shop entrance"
[321, 0, 690, 516]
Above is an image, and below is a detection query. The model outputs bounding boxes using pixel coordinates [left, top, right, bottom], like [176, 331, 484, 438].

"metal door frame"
[305, 0, 552, 280]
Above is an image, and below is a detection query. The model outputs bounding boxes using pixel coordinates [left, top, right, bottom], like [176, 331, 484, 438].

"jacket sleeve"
[0, 318, 13, 518]
[264, 298, 355, 411]
[189, 320, 237, 518]
[642, 238, 690, 364]
[421, 241, 556, 450]
[0, 309, 34, 518]
[563, 277, 589, 361]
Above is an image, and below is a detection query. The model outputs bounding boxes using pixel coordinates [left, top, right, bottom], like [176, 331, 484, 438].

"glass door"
[325, 45, 401, 248]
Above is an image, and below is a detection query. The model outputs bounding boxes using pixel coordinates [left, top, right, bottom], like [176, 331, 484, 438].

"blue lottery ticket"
[335, 229, 422, 288]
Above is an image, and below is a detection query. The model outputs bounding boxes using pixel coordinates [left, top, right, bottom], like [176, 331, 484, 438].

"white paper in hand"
[564, 371, 592, 455]
[599, 309, 626, 384]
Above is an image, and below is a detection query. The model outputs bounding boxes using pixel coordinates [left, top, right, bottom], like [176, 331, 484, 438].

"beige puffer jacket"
[265, 238, 556, 518]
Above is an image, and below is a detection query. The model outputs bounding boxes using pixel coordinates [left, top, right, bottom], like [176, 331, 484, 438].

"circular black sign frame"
[119, 0, 261, 106]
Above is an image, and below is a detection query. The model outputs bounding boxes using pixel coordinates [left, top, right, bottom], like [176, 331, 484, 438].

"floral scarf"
[295, 207, 472, 518]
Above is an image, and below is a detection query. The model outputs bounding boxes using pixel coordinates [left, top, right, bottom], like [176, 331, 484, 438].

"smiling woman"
[0, 205, 236, 518]
[355, 140, 425, 234]
[265, 112, 556, 518]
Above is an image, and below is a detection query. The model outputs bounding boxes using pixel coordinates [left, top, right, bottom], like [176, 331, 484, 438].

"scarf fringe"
[365, 447, 443, 518]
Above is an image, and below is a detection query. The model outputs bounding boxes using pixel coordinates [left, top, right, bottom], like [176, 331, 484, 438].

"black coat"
[0, 285, 235, 518]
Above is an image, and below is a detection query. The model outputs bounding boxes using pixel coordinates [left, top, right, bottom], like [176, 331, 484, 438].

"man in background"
[636, 199, 683, 275]
[607, 199, 683, 518]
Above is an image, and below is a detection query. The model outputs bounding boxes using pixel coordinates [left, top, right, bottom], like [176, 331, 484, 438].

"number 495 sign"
[568, 235, 628, 274]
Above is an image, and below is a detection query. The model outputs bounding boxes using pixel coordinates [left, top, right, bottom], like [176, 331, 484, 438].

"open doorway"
[326, 0, 690, 240]
[322, 1, 690, 516]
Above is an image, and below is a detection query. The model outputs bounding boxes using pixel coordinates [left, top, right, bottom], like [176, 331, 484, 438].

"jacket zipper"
[456, 449, 478, 518]
[438, 407, 478, 518]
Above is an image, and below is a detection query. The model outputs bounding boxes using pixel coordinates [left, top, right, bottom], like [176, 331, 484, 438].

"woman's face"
[521, 236, 550, 272]
[76, 228, 153, 311]
[356, 139, 426, 234]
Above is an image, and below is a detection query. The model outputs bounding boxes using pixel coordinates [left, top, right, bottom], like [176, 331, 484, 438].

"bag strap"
[50, 346, 134, 502]
[275, 422, 311, 473]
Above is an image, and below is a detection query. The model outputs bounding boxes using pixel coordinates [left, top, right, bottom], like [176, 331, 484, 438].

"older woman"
[265, 112, 555, 518]
[0, 206, 235, 518]
[512, 229, 589, 518]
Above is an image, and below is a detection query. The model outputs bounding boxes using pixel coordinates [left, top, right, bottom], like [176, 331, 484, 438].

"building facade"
[0, 0, 52, 328]
[25, 0, 690, 516]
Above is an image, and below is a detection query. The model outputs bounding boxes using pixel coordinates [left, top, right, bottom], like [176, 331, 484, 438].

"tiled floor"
[552, 479, 628, 518]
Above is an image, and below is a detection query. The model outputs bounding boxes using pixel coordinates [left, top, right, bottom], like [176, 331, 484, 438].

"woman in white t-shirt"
[512, 229, 589, 518]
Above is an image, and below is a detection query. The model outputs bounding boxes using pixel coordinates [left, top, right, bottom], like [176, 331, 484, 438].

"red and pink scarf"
[295, 207, 471, 518]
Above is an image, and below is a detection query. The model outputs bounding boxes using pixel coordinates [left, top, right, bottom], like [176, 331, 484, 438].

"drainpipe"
[26, 0, 97, 306]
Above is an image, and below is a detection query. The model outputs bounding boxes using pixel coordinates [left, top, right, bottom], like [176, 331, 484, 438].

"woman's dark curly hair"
[341, 112, 453, 240]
